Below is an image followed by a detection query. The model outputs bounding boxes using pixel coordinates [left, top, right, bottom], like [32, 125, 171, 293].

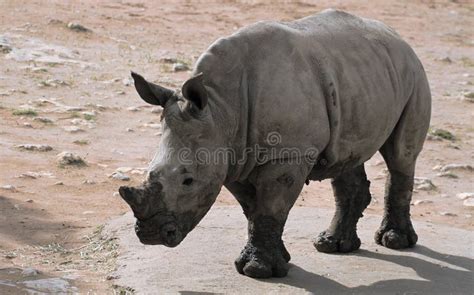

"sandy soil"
[0, 0, 472, 292]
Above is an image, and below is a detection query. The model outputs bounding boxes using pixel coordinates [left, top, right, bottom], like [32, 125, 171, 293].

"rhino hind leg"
[314, 165, 371, 253]
[375, 143, 421, 250]
[375, 88, 430, 249]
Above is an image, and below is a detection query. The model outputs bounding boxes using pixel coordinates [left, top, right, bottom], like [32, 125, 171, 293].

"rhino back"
[195, 9, 429, 181]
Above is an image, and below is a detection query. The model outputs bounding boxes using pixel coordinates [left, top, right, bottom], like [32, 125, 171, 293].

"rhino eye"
[182, 177, 194, 186]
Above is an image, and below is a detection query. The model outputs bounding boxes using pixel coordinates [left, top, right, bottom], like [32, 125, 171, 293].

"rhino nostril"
[166, 229, 176, 239]
[182, 177, 193, 186]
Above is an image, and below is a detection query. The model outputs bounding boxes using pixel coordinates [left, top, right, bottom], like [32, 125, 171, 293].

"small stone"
[429, 128, 455, 141]
[126, 128, 134, 132]
[112, 192, 120, 197]
[1, 185, 16, 191]
[23, 123, 33, 128]
[55, 181, 64, 185]
[436, 172, 458, 179]
[143, 123, 161, 129]
[56, 151, 86, 167]
[5, 253, 17, 259]
[123, 78, 133, 86]
[19, 172, 39, 179]
[456, 192, 474, 200]
[63, 126, 85, 133]
[116, 167, 133, 173]
[463, 198, 474, 207]
[437, 56, 452, 63]
[151, 106, 163, 114]
[461, 91, 474, 103]
[160, 57, 178, 64]
[414, 177, 436, 191]
[21, 268, 39, 277]
[16, 144, 53, 152]
[25, 199, 34, 203]
[82, 179, 96, 185]
[85, 103, 107, 111]
[439, 164, 473, 172]
[106, 274, 119, 280]
[14, 204, 20, 210]
[33, 117, 54, 124]
[0, 36, 12, 53]
[127, 106, 141, 112]
[82, 211, 95, 215]
[412, 199, 433, 205]
[110, 171, 130, 181]
[172, 62, 189, 72]
[439, 212, 457, 217]
[67, 22, 91, 32]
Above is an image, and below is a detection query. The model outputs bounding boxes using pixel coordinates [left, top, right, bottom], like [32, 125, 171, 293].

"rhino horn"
[119, 186, 146, 212]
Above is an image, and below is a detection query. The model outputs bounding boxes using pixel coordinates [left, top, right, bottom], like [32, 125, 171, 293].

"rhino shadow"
[0, 195, 74, 248]
[272, 245, 473, 294]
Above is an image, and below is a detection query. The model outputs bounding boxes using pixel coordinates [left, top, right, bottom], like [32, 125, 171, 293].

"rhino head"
[119, 72, 227, 247]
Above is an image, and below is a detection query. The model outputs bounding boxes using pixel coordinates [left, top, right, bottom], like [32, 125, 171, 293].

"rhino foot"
[313, 230, 361, 253]
[375, 225, 418, 249]
[235, 242, 289, 278]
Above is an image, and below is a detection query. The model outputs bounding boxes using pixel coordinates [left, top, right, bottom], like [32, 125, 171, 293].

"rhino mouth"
[134, 215, 184, 247]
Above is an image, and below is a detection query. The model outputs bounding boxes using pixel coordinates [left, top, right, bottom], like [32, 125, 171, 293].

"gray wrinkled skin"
[119, 9, 431, 278]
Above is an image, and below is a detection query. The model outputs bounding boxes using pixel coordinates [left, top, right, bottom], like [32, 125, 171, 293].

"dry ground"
[0, 0, 472, 292]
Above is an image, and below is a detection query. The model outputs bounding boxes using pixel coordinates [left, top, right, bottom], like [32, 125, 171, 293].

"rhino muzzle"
[118, 185, 184, 247]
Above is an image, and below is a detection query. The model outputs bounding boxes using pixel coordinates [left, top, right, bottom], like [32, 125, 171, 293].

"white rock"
[151, 107, 163, 114]
[123, 78, 133, 86]
[18, 172, 39, 179]
[127, 106, 140, 112]
[21, 268, 39, 277]
[67, 22, 91, 32]
[116, 167, 133, 173]
[16, 144, 53, 152]
[439, 212, 457, 217]
[56, 151, 86, 167]
[463, 198, 474, 207]
[456, 192, 474, 200]
[82, 179, 96, 185]
[1, 184, 16, 191]
[436, 172, 458, 178]
[414, 177, 436, 191]
[412, 199, 433, 205]
[62, 126, 84, 133]
[143, 123, 161, 129]
[110, 171, 130, 181]
[172, 62, 189, 72]
[126, 128, 134, 132]
[439, 164, 473, 172]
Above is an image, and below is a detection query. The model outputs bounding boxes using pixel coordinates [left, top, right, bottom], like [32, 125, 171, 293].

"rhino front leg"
[314, 165, 371, 253]
[230, 161, 311, 278]
[225, 181, 291, 263]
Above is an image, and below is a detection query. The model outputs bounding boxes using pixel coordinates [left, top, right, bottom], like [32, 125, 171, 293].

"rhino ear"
[182, 73, 208, 110]
[131, 71, 174, 107]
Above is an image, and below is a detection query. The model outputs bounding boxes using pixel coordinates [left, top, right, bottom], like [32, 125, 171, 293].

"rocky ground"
[0, 0, 472, 293]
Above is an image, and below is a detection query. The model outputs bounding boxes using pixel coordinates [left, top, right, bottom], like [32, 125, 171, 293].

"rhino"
[119, 9, 431, 278]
